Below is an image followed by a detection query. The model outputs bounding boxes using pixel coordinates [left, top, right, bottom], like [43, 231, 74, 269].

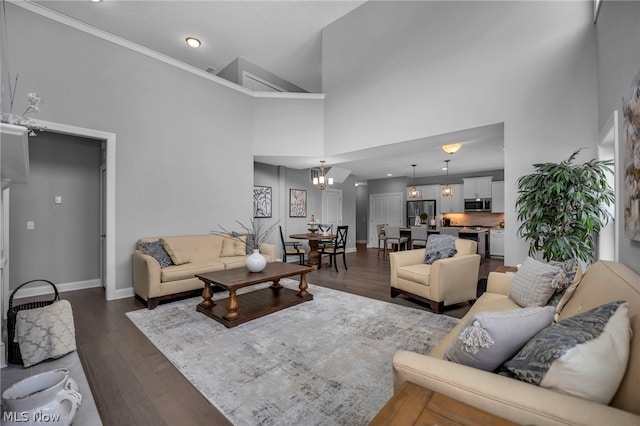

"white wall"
[252, 97, 325, 156]
[6, 5, 254, 290]
[596, 1, 640, 274]
[322, 1, 599, 266]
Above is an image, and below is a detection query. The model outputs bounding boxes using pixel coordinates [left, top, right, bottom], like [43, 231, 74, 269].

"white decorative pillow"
[15, 300, 77, 368]
[443, 306, 554, 372]
[509, 257, 566, 307]
[502, 301, 630, 404]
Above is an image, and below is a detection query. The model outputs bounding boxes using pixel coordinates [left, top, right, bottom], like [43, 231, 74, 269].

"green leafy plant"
[515, 149, 614, 263]
[419, 213, 428, 223]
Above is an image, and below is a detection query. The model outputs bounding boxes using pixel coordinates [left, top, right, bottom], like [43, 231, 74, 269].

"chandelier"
[408, 164, 420, 198]
[313, 160, 334, 190]
[442, 159, 453, 197]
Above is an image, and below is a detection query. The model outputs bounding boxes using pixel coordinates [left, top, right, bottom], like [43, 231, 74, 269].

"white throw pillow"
[443, 306, 555, 372]
[15, 300, 77, 367]
[502, 301, 630, 404]
[509, 257, 566, 307]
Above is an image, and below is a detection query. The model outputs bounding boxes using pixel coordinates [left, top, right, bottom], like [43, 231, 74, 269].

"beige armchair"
[389, 239, 480, 313]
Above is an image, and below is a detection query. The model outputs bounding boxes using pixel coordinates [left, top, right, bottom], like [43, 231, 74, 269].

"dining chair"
[318, 224, 334, 250]
[279, 226, 305, 265]
[377, 224, 386, 258]
[319, 225, 348, 272]
[410, 226, 429, 249]
[384, 226, 408, 260]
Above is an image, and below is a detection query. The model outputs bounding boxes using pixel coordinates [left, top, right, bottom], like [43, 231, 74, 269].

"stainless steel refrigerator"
[406, 200, 437, 227]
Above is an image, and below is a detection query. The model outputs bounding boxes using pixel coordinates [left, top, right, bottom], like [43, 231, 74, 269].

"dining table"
[289, 232, 336, 268]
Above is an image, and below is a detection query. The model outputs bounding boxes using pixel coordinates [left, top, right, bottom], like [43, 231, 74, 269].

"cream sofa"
[133, 234, 276, 309]
[389, 239, 481, 313]
[392, 260, 640, 425]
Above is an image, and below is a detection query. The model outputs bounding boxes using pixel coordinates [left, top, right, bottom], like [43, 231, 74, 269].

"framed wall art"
[253, 186, 272, 218]
[623, 69, 640, 241]
[289, 189, 307, 217]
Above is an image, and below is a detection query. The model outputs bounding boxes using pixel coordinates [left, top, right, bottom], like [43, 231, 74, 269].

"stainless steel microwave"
[464, 198, 492, 212]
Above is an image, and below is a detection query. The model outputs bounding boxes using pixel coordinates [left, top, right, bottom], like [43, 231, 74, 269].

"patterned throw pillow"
[509, 257, 566, 307]
[546, 258, 581, 307]
[139, 239, 174, 268]
[424, 234, 457, 265]
[502, 301, 630, 404]
[15, 300, 77, 368]
[444, 306, 554, 372]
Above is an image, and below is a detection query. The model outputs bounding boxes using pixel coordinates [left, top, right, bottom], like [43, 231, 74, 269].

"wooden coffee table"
[369, 381, 517, 426]
[196, 262, 313, 328]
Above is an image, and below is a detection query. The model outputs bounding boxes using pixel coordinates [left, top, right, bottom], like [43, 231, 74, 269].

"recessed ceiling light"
[185, 37, 201, 48]
[89, 0, 102, 3]
[387, 173, 393, 177]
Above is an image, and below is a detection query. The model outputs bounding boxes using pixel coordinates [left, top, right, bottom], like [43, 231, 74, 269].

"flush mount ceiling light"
[442, 159, 453, 197]
[89, 0, 103, 3]
[185, 37, 201, 48]
[441, 143, 462, 155]
[408, 164, 420, 199]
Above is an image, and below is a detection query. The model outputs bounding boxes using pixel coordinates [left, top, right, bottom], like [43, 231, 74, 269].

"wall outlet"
[27, 221, 35, 230]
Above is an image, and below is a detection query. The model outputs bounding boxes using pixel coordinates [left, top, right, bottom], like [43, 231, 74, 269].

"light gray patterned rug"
[126, 280, 459, 426]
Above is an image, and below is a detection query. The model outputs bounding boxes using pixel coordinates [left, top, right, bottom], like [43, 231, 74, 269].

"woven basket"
[7, 280, 60, 365]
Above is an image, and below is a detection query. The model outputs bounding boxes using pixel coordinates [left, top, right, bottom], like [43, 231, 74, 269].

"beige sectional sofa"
[133, 234, 276, 309]
[392, 260, 640, 425]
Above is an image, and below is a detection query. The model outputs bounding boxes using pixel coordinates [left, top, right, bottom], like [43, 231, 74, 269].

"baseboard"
[112, 287, 135, 300]
[10, 279, 102, 299]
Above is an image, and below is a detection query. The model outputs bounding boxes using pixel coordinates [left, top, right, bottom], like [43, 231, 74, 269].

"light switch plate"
[27, 221, 34, 230]
[54, 196, 62, 204]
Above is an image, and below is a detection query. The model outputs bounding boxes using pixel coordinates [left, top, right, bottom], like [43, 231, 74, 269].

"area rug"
[126, 280, 459, 426]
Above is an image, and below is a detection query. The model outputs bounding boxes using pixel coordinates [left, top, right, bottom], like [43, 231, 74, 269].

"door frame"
[32, 119, 117, 300]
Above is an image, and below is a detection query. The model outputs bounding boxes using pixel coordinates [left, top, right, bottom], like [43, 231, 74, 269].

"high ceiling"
[26, 0, 504, 181]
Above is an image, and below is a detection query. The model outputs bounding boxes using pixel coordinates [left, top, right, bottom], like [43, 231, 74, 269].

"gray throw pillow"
[509, 257, 566, 307]
[502, 301, 630, 405]
[546, 258, 579, 307]
[139, 239, 174, 268]
[444, 306, 554, 372]
[424, 234, 457, 265]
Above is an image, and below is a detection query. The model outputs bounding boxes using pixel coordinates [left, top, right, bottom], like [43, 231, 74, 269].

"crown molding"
[9, 0, 324, 101]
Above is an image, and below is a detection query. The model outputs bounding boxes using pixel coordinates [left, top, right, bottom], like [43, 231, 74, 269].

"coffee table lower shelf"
[197, 287, 313, 328]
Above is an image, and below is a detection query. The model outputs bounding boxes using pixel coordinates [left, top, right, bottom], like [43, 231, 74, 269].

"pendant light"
[442, 159, 453, 197]
[408, 164, 420, 199]
[313, 160, 334, 190]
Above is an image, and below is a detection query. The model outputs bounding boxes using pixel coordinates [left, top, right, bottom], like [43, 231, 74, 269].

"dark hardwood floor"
[24, 245, 503, 425]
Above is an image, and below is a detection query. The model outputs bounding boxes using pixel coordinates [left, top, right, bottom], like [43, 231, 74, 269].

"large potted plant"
[515, 149, 614, 263]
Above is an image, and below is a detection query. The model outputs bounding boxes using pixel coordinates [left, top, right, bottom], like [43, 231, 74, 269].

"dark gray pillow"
[502, 301, 630, 404]
[139, 239, 174, 268]
[509, 257, 566, 307]
[444, 306, 554, 372]
[424, 234, 457, 265]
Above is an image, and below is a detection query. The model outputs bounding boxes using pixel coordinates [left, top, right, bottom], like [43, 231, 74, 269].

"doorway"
[28, 119, 116, 299]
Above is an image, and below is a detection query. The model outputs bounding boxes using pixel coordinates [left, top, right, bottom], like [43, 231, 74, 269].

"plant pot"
[246, 249, 267, 272]
[2, 368, 82, 426]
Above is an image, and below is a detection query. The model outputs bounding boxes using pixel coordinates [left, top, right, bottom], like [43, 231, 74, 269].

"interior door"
[369, 193, 403, 246]
[322, 189, 342, 233]
[100, 165, 106, 287]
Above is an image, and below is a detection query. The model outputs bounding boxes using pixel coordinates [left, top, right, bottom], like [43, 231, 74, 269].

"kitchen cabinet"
[490, 229, 505, 257]
[407, 185, 440, 201]
[491, 181, 505, 213]
[439, 184, 464, 213]
[463, 177, 492, 199]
